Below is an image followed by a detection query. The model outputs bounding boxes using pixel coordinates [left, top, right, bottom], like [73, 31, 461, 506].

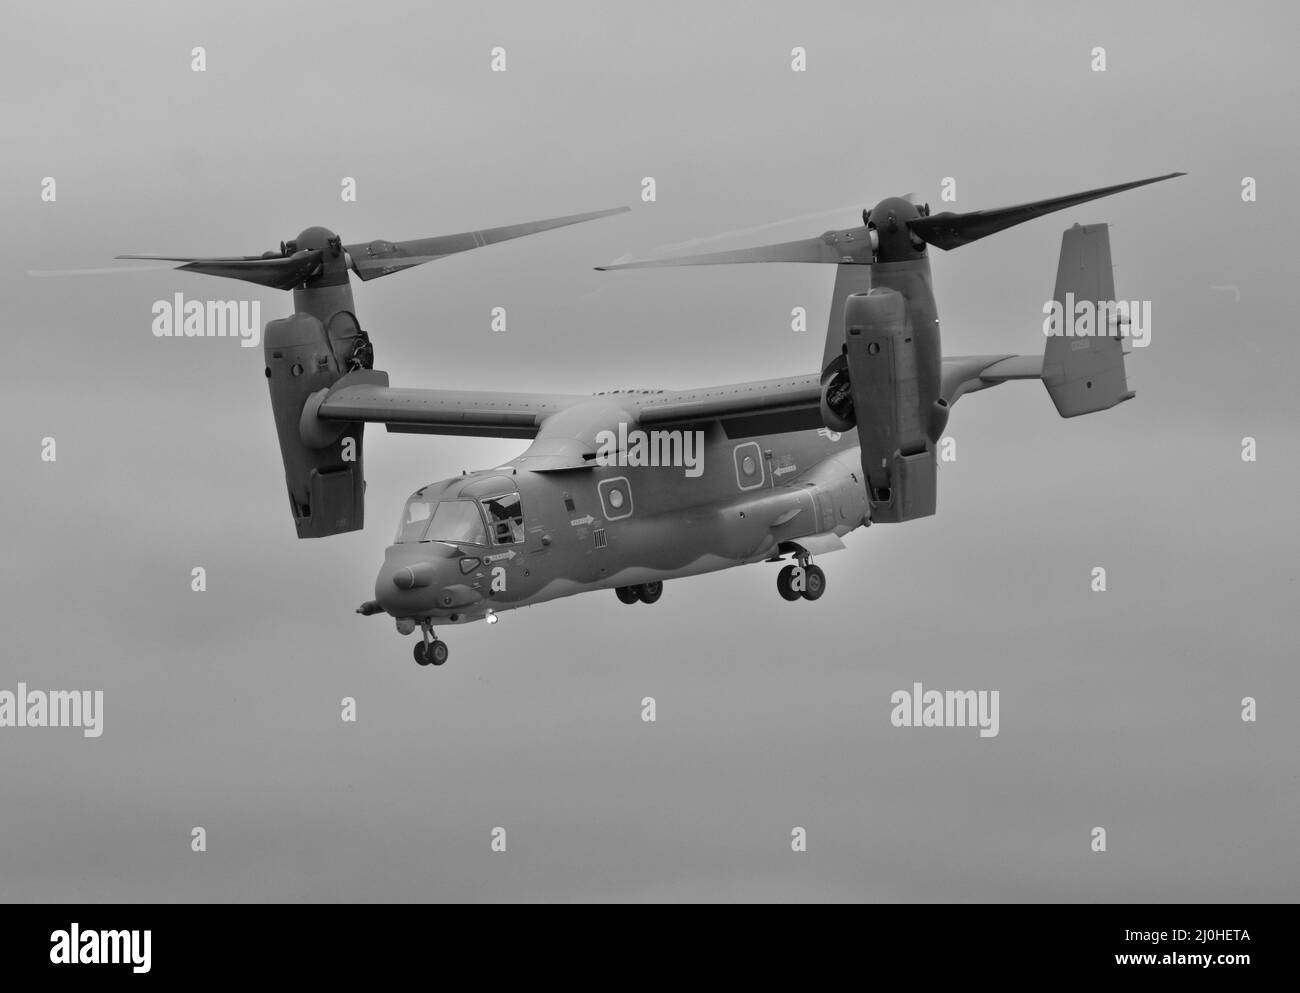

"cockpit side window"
[481, 493, 525, 545]
[394, 499, 433, 543]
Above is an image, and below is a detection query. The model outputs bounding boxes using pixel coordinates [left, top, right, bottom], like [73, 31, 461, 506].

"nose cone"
[373, 544, 486, 619]
[375, 546, 444, 618]
[392, 562, 436, 590]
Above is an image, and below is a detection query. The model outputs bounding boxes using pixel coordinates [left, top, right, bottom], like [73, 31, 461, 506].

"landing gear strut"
[413, 620, 449, 667]
[615, 581, 664, 604]
[777, 552, 826, 602]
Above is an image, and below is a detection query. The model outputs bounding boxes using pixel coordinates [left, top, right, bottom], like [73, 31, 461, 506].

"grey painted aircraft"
[122, 175, 1181, 666]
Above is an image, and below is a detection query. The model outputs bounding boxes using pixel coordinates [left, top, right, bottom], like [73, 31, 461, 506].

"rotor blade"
[29, 264, 176, 277]
[116, 254, 270, 262]
[596, 226, 875, 270]
[642, 204, 865, 256]
[908, 172, 1185, 251]
[113, 251, 323, 290]
[345, 206, 629, 281]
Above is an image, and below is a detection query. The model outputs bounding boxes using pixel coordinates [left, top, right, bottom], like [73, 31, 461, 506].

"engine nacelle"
[264, 312, 367, 538]
[821, 351, 951, 444]
[840, 289, 937, 523]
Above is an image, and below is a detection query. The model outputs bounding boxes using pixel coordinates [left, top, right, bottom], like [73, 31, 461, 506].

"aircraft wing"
[313, 371, 584, 438]
[631, 359, 1047, 436]
[633, 374, 823, 435]
[311, 360, 1041, 446]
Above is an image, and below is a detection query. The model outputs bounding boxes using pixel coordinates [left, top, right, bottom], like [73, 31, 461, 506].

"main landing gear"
[776, 554, 826, 602]
[615, 581, 663, 605]
[413, 620, 449, 667]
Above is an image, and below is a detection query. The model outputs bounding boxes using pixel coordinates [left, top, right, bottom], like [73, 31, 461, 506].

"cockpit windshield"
[395, 496, 488, 545]
[429, 501, 488, 545]
[395, 498, 433, 543]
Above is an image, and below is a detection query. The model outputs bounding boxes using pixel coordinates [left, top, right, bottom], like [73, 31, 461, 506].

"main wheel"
[615, 586, 640, 604]
[413, 641, 432, 666]
[429, 640, 449, 666]
[638, 581, 663, 604]
[777, 564, 801, 601]
[802, 564, 826, 601]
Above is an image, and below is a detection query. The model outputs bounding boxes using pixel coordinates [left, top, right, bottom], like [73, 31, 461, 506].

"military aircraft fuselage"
[373, 412, 870, 625]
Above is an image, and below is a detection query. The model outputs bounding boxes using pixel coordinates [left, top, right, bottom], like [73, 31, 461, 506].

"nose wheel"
[777, 556, 826, 602]
[413, 621, 449, 667]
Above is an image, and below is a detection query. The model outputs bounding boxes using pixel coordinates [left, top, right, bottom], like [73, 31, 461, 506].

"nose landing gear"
[412, 620, 449, 667]
[776, 553, 826, 602]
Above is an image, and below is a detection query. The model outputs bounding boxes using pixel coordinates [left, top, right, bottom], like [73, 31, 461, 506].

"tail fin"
[1042, 223, 1135, 417]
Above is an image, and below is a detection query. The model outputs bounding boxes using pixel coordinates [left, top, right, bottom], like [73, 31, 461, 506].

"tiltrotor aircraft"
[122, 174, 1180, 666]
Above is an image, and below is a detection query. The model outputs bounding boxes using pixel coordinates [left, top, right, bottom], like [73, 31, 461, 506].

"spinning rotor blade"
[908, 172, 1185, 250]
[115, 205, 628, 288]
[636, 203, 865, 254]
[29, 264, 175, 277]
[346, 206, 630, 280]
[596, 226, 876, 270]
[597, 175, 1182, 271]
[114, 251, 323, 290]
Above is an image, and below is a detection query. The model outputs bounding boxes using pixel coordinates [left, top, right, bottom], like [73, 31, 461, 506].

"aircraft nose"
[374, 546, 489, 619]
[391, 562, 436, 590]
[375, 556, 440, 617]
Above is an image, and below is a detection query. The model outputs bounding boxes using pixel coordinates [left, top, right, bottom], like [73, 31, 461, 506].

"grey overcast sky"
[1, 0, 1297, 901]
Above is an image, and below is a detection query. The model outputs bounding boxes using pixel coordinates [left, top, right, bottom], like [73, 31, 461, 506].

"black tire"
[430, 640, 449, 666]
[638, 581, 663, 604]
[615, 586, 640, 605]
[413, 642, 431, 666]
[802, 565, 826, 601]
[777, 564, 801, 601]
